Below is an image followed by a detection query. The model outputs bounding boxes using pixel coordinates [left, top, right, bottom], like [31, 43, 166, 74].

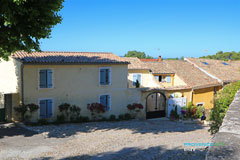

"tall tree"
[201, 51, 240, 61]
[0, 0, 64, 60]
[124, 50, 153, 59]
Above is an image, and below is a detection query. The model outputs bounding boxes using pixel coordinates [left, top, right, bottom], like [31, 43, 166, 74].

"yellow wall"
[173, 75, 187, 86]
[153, 74, 174, 87]
[193, 87, 215, 109]
[21, 64, 144, 121]
[0, 58, 22, 94]
[128, 70, 162, 88]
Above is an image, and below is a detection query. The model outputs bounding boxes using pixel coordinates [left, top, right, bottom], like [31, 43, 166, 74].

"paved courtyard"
[0, 119, 212, 160]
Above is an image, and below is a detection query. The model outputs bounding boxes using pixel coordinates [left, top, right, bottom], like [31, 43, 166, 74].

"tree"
[124, 50, 153, 59]
[200, 51, 240, 60]
[0, 0, 64, 60]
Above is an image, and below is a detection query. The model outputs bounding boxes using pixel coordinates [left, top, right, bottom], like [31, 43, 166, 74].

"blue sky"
[40, 0, 240, 58]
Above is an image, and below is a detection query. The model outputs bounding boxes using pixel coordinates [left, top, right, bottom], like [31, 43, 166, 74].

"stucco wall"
[193, 87, 214, 109]
[128, 70, 161, 88]
[173, 74, 187, 86]
[0, 58, 22, 94]
[21, 64, 144, 121]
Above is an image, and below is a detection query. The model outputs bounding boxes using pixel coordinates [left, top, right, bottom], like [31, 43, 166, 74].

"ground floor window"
[39, 99, 53, 118]
[100, 94, 111, 111]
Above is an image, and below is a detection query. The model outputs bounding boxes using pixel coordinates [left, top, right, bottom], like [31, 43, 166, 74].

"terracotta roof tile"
[12, 51, 129, 64]
[164, 60, 221, 88]
[121, 57, 149, 70]
[143, 61, 175, 74]
[186, 58, 240, 82]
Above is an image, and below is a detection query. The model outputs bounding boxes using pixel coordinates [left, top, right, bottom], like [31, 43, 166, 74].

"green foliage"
[201, 51, 240, 61]
[109, 115, 116, 121]
[56, 114, 65, 124]
[58, 103, 81, 122]
[210, 81, 240, 134]
[58, 103, 71, 112]
[14, 103, 39, 121]
[181, 102, 202, 119]
[75, 116, 90, 123]
[38, 119, 49, 125]
[170, 106, 179, 120]
[0, 0, 64, 60]
[124, 50, 153, 59]
[135, 80, 140, 88]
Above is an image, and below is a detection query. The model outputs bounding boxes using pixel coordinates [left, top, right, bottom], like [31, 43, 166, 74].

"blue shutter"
[47, 70, 53, 88]
[40, 100, 47, 118]
[105, 69, 109, 84]
[40, 70, 47, 88]
[133, 74, 137, 86]
[166, 76, 171, 83]
[100, 69, 106, 85]
[100, 95, 106, 106]
[137, 74, 141, 84]
[47, 100, 53, 118]
[155, 76, 159, 81]
[107, 95, 111, 111]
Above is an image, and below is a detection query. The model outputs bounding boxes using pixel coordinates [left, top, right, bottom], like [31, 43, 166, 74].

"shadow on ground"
[35, 145, 210, 160]
[26, 119, 206, 138]
[0, 123, 37, 139]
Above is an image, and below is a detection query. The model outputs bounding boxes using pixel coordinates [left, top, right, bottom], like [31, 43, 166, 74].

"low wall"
[206, 90, 240, 160]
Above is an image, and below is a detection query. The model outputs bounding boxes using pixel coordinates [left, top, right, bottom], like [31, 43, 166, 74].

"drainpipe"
[21, 64, 24, 105]
[190, 88, 193, 103]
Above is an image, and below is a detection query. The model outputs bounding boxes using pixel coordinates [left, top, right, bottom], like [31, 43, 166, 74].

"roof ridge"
[15, 51, 113, 54]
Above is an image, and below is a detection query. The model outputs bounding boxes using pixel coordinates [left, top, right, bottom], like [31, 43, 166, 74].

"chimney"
[158, 56, 162, 62]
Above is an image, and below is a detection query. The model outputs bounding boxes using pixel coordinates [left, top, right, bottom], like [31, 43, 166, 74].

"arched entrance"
[146, 92, 166, 119]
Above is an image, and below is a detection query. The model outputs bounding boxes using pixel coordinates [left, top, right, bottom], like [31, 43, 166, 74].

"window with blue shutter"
[132, 74, 141, 86]
[100, 68, 111, 85]
[40, 99, 53, 118]
[166, 76, 171, 83]
[39, 69, 53, 88]
[100, 95, 111, 111]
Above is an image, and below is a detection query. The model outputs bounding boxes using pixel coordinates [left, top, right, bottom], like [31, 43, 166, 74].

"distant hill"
[200, 51, 240, 61]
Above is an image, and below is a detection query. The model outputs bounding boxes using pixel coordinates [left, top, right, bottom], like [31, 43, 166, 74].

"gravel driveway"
[0, 119, 212, 160]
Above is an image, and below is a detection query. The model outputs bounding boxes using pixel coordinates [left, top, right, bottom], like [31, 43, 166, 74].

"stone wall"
[206, 90, 240, 160]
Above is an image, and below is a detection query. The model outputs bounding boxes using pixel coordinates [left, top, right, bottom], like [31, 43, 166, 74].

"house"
[0, 51, 144, 122]
[185, 58, 240, 84]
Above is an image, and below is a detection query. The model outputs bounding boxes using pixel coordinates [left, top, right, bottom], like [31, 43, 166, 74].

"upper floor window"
[100, 67, 111, 85]
[39, 99, 53, 118]
[166, 76, 171, 83]
[133, 74, 141, 86]
[100, 94, 111, 111]
[39, 69, 53, 88]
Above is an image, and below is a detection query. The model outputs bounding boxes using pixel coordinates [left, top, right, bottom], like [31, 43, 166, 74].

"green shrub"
[118, 114, 124, 120]
[124, 113, 132, 120]
[195, 106, 203, 119]
[170, 106, 179, 120]
[76, 116, 90, 123]
[38, 119, 49, 125]
[109, 115, 116, 121]
[56, 114, 65, 124]
[210, 81, 240, 134]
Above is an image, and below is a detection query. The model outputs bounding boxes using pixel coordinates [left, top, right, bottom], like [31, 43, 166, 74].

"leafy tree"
[124, 50, 153, 59]
[0, 0, 64, 60]
[201, 51, 240, 61]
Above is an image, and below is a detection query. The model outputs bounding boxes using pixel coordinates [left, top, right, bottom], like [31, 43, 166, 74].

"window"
[202, 62, 209, 65]
[155, 75, 163, 82]
[222, 62, 229, 65]
[100, 94, 111, 111]
[39, 99, 53, 118]
[133, 74, 141, 86]
[100, 68, 111, 85]
[166, 76, 171, 83]
[196, 103, 204, 107]
[39, 69, 53, 88]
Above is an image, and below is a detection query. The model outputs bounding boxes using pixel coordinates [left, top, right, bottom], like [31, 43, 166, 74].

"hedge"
[209, 81, 240, 134]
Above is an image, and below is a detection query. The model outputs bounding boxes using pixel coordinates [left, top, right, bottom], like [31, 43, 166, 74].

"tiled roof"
[143, 61, 175, 74]
[186, 58, 240, 82]
[121, 57, 149, 70]
[164, 60, 221, 88]
[12, 51, 129, 64]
